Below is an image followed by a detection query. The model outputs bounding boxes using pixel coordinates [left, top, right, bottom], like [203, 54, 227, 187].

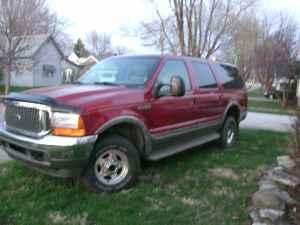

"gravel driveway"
[0, 111, 295, 163]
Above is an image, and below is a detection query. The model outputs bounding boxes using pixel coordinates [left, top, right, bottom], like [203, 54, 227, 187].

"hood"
[23, 84, 144, 112]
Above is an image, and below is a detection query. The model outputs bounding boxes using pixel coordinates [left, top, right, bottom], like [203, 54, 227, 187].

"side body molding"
[95, 116, 152, 155]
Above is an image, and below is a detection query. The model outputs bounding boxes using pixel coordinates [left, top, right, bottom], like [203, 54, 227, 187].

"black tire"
[219, 116, 239, 149]
[82, 135, 140, 193]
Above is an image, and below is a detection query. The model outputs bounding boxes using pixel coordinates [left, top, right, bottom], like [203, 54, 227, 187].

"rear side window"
[191, 62, 217, 88]
[213, 64, 244, 89]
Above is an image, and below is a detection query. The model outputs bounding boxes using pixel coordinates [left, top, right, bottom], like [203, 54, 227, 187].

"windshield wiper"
[93, 82, 119, 86]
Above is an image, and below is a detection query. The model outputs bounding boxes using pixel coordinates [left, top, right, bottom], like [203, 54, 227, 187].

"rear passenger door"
[190, 61, 223, 121]
[211, 64, 247, 112]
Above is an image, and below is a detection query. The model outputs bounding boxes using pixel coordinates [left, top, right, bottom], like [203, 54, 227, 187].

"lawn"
[248, 99, 298, 115]
[0, 130, 289, 225]
[248, 87, 264, 98]
[0, 86, 30, 95]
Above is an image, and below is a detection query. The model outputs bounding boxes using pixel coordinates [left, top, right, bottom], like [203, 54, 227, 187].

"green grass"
[0, 86, 30, 94]
[248, 100, 297, 115]
[247, 88, 264, 98]
[0, 130, 289, 225]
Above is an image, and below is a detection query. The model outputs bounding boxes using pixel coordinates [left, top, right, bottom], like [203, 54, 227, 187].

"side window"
[191, 62, 217, 88]
[213, 64, 244, 89]
[157, 60, 191, 91]
[43, 64, 56, 78]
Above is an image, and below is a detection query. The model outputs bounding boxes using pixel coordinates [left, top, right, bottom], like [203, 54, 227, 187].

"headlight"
[52, 112, 86, 137]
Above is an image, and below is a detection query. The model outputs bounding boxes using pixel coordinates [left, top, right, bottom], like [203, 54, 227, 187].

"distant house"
[2, 34, 81, 87]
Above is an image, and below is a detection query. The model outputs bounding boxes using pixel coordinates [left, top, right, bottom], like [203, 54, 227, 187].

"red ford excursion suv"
[0, 55, 247, 192]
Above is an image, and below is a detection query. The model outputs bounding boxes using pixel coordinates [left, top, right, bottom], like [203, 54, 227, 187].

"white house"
[2, 34, 81, 87]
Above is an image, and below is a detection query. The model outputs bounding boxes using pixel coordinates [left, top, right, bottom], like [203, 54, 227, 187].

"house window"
[43, 64, 56, 77]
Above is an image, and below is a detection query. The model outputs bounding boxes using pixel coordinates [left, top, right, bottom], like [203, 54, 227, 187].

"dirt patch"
[210, 187, 235, 199]
[49, 212, 67, 224]
[180, 197, 199, 206]
[242, 165, 268, 182]
[48, 212, 88, 225]
[0, 166, 8, 176]
[208, 168, 240, 181]
[145, 197, 166, 210]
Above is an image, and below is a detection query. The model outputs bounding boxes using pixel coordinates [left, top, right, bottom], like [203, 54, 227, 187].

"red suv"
[0, 55, 247, 192]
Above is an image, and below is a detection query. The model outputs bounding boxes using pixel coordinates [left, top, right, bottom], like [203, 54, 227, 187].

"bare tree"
[0, 0, 62, 94]
[141, 0, 257, 58]
[114, 46, 130, 55]
[86, 31, 112, 60]
[140, 16, 179, 54]
[222, 13, 260, 81]
[254, 14, 298, 93]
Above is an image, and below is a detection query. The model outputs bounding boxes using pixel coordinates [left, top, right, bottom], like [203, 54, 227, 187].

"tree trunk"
[4, 64, 11, 95]
[281, 87, 288, 107]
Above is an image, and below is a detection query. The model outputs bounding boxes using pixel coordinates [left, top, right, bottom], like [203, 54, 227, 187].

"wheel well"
[97, 123, 145, 154]
[226, 105, 240, 122]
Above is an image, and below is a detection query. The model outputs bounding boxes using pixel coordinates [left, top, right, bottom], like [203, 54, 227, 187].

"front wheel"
[219, 116, 239, 149]
[82, 135, 140, 192]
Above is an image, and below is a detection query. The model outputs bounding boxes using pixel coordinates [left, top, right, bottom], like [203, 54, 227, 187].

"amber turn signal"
[52, 117, 86, 137]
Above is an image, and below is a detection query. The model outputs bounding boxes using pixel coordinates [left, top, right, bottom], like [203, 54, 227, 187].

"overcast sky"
[48, 0, 300, 54]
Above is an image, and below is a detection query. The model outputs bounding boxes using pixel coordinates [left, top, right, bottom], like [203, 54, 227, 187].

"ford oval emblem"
[16, 114, 21, 121]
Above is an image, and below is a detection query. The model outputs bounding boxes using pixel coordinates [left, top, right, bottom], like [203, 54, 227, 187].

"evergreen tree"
[73, 39, 88, 57]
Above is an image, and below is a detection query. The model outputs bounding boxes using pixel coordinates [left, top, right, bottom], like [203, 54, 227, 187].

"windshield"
[78, 57, 160, 87]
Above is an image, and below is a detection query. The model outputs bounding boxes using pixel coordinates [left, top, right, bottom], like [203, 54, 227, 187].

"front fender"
[94, 115, 152, 154]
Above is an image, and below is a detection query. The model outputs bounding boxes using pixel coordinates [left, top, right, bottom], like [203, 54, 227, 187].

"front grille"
[4, 101, 51, 137]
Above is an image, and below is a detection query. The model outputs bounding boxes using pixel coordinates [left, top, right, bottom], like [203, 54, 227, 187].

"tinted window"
[191, 62, 217, 88]
[157, 60, 191, 91]
[213, 64, 244, 89]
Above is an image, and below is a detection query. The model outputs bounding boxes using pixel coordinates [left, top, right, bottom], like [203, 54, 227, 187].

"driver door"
[147, 59, 198, 135]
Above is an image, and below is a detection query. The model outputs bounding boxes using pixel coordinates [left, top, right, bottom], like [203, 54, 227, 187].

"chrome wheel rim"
[227, 124, 235, 145]
[94, 149, 129, 186]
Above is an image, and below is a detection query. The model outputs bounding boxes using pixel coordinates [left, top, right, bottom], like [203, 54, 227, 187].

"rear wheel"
[219, 116, 239, 149]
[83, 135, 140, 192]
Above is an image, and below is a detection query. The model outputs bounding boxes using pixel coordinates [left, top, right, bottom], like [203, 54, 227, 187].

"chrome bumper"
[0, 124, 97, 177]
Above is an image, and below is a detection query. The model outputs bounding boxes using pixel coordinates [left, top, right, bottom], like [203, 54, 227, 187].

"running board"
[146, 132, 220, 161]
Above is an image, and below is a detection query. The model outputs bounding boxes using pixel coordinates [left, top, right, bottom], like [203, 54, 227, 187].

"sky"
[48, 0, 300, 54]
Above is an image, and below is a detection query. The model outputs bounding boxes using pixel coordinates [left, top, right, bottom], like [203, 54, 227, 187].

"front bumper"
[0, 124, 97, 177]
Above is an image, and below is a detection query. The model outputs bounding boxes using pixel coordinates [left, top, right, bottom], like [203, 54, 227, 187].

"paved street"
[240, 112, 294, 132]
[0, 111, 295, 163]
[0, 146, 10, 164]
[248, 97, 273, 102]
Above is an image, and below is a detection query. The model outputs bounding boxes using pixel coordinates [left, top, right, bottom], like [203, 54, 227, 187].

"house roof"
[18, 34, 66, 58]
[18, 34, 51, 57]
[0, 34, 65, 59]
[68, 53, 98, 66]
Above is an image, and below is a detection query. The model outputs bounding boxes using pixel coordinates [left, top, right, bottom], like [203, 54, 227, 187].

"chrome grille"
[4, 101, 51, 138]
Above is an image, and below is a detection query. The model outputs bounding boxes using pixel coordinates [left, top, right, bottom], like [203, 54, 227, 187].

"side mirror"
[170, 76, 185, 97]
